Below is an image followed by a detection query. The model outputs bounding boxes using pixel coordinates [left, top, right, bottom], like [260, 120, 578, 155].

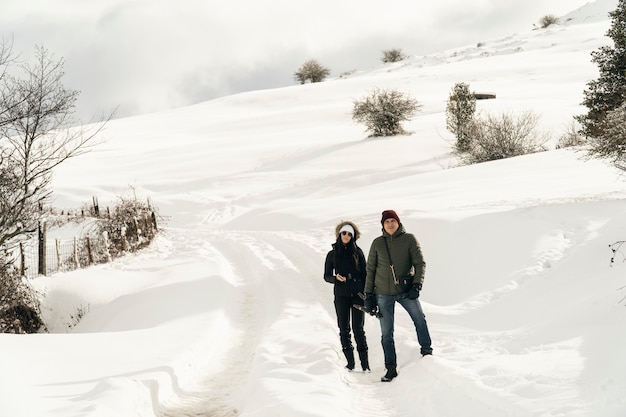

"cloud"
[0, 0, 593, 121]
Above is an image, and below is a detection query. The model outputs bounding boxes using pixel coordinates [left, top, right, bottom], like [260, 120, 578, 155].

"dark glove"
[408, 283, 422, 300]
[364, 293, 377, 315]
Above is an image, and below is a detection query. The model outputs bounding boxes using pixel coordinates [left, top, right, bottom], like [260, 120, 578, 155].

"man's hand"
[408, 283, 422, 300]
[364, 293, 377, 315]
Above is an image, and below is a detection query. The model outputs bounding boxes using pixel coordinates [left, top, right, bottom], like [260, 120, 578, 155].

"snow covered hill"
[2, 1, 626, 416]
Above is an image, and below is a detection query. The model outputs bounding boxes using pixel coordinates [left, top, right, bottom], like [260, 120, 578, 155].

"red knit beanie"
[381, 210, 400, 224]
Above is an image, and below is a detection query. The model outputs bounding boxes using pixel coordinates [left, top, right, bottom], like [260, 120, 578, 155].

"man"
[364, 209, 433, 382]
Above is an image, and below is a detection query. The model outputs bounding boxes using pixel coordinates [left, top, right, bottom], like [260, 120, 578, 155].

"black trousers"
[334, 293, 367, 352]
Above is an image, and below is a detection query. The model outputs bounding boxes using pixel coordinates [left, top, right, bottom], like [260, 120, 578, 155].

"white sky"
[2, 1, 626, 416]
[0, 0, 592, 120]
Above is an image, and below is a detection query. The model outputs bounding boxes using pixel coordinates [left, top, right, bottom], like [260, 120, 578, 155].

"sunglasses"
[341, 231, 353, 237]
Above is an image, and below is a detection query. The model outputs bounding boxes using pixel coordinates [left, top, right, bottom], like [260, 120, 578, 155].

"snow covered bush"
[539, 14, 559, 28]
[352, 88, 421, 137]
[459, 111, 548, 164]
[446, 82, 477, 153]
[96, 195, 158, 258]
[381, 48, 406, 63]
[556, 120, 585, 149]
[0, 254, 43, 333]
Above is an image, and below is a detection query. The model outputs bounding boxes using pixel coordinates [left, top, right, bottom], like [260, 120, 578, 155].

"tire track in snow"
[235, 231, 391, 417]
[156, 228, 536, 417]
[152, 229, 243, 417]
[156, 229, 348, 416]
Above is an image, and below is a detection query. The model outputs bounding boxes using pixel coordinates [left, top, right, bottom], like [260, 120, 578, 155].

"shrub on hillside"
[339, 69, 357, 79]
[0, 255, 44, 333]
[458, 111, 548, 164]
[556, 120, 585, 149]
[96, 195, 158, 259]
[293, 59, 331, 84]
[539, 14, 559, 28]
[352, 88, 421, 137]
[381, 48, 406, 63]
[446, 82, 477, 153]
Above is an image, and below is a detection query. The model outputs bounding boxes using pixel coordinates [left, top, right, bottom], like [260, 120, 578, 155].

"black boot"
[343, 348, 355, 371]
[358, 350, 370, 371]
[381, 365, 397, 382]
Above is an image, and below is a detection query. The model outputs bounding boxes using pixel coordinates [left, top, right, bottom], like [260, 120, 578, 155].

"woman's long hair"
[334, 236, 360, 272]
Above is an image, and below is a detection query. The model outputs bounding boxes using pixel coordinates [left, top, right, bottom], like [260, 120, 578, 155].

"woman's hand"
[336, 274, 346, 282]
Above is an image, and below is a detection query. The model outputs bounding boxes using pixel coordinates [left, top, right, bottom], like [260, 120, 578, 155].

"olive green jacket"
[364, 223, 425, 295]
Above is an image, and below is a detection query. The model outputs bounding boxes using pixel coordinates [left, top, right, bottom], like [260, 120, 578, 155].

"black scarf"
[334, 237, 360, 274]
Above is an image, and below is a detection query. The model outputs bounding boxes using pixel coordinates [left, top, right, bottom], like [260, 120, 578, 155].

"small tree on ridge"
[294, 59, 330, 84]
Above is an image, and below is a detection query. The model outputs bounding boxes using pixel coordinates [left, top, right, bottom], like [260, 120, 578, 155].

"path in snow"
[154, 227, 533, 417]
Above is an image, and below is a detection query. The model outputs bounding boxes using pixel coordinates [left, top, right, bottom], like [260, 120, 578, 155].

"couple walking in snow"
[323, 210, 433, 382]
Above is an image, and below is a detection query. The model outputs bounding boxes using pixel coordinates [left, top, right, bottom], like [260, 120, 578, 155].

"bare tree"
[0, 37, 22, 129]
[294, 59, 331, 84]
[0, 44, 112, 333]
[0, 45, 110, 248]
[0, 36, 18, 75]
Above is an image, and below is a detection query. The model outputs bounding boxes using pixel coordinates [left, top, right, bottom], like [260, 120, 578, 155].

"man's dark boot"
[381, 365, 398, 382]
[358, 350, 370, 371]
[343, 348, 355, 371]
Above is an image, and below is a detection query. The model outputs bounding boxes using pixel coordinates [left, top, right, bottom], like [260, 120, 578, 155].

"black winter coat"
[365, 223, 425, 295]
[324, 242, 367, 298]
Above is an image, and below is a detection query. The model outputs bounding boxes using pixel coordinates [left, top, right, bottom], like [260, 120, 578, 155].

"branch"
[609, 241, 626, 266]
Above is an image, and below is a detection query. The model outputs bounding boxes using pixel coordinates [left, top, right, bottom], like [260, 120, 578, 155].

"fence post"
[19, 242, 25, 277]
[55, 238, 61, 273]
[38, 221, 47, 276]
[102, 231, 112, 262]
[73, 236, 80, 269]
[143, 215, 152, 239]
[133, 217, 140, 243]
[93, 196, 100, 217]
[120, 226, 128, 251]
[86, 236, 93, 265]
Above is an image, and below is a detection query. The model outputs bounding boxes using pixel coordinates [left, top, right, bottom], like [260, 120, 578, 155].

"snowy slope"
[1, 1, 626, 416]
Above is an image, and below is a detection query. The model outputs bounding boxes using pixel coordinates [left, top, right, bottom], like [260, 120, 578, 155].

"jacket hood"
[334, 220, 361, 240]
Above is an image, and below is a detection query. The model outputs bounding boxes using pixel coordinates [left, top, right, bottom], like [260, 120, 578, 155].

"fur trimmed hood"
[334, 220, 361, 240]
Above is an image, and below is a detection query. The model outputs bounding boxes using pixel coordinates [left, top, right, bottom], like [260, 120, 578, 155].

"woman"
[324, 220, 369, 371]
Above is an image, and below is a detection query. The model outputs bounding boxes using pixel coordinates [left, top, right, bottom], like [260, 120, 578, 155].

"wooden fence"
[17, 212, 158, 278]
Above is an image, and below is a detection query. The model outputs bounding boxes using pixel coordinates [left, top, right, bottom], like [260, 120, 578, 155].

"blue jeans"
[377, 293, 432, 367]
